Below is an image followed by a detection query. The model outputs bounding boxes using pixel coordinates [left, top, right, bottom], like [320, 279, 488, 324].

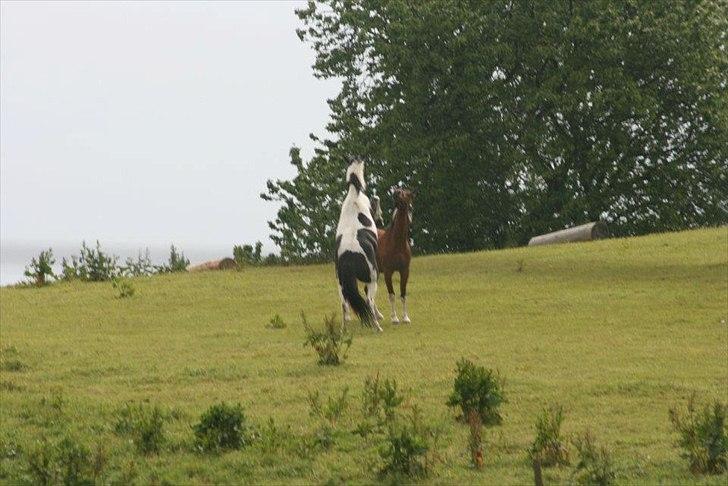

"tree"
[262, 0, 727, 258]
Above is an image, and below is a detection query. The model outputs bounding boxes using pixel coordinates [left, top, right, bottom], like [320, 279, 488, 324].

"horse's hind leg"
[366, 281, 383, 332]
[365, 284, 384, 320]
[338, 284, 351, 324]
[384, 271, 399, 323]
[400, 267, 411, 323]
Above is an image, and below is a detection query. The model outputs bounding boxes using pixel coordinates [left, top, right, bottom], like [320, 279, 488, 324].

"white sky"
[0, 1, 339, 251]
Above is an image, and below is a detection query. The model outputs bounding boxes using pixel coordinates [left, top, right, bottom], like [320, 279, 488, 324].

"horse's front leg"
[400, 267, 411, 323]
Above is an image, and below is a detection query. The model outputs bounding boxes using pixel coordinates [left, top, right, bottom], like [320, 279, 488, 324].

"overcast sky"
[0, 1, 339, 252]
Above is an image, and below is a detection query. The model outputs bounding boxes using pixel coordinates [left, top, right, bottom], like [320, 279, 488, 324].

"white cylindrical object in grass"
[528, 222, 608, 247]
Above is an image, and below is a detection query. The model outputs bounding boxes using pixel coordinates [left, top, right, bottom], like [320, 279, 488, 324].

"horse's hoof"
[375, 324, 383, 332]
[402, 316, 411, 323]
[391, 317, 400, 324]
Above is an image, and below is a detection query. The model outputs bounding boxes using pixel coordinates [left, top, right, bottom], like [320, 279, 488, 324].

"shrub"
[233, 242, 263, 267]
[25, 436, 97, 485]
[81, 241, 119, 281]
[121, 249, 155, 277]
[379, 406, 438, 479]
[258, 417, 295, 454]
[113, 403, 166, 454]
[267, 314, 286, 329]
[446, 358, 505, 426]
[157, 245, 189, 273]
[669, 394, 727, 474]
[193, 402, 251, 452]
[361, 374, 403, 426]
[112, 278, 135, 299]
[529, 405, 570, 467]
[571, 431, 616, 486]
[302, 313, 352, 366]
[60, 241, 119, 282]
[308, 387, 349, 426]
[24, 249, 55, 287]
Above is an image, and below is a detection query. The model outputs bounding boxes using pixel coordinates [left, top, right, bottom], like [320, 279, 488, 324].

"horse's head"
[346, 157, 366, 192]
[392, 187, 414, 210]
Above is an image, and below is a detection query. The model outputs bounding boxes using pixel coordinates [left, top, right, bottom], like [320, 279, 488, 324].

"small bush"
[122, 249, 155, 277]
[81, 241, 119, 281]
[157, 245, 189, 273]
[571, 431, 616, 486]
[361, 374, 403, 426]
[233, 242, 263, 267]
[61, 241, 119, 282]
[258, 417, 295, 454]
[25, 436, 98, 485]
[193, 402, 251, 453]
[446, 358, 505, 426]
[267, 314, 286, 329]
[113, 403, 166, 454]
[302, 312, 352, 366]
[112, 278, 135, 299]
[24, 249, 56, 287]
[669, 394, 727, 474]
[308, 387, 349, 426]
[529, 405, 570, 467]
[379, 406, 438, 479]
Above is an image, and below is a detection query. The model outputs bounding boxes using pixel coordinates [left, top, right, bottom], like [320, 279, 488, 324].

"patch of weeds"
[308, 387, 349, 426]
[308, 387, 350, 450]
[529, 404, 570, 467]
[0, 381, 24, 392]
[111, 278, 135, 298]
[379, 406, 440, 480]
[0, 437, 22, 461]
[193, 402, 252, 453]
[446, 358, 505, 426]
[267, 314, 287, 329]
[40, 393, 65, 413]
[357, 374, 404, 436]
[258, 417, 295, 454]
[516, 258, 524, 272]
[25, 435, 102, 486]
[669, 394, 727, 474]
[302, 312, 352, 366]
[1, 359, 27, 372]
[571, 431, 616, 485]
[113, 402, 167, 454]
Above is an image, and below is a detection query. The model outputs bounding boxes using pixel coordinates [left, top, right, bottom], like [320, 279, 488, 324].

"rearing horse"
[376, 188, 413, 323]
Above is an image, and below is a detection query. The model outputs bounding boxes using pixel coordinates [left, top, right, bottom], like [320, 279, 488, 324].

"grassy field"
[0, 227, 726, 485]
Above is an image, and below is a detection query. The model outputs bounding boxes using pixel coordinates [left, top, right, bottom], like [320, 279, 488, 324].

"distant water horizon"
[0, 239, 262, 286]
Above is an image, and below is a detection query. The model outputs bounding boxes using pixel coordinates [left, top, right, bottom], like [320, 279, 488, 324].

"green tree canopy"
[262, 0, 727, 260]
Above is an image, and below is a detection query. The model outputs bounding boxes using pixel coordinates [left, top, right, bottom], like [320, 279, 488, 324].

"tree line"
[261, 0, 727, 261]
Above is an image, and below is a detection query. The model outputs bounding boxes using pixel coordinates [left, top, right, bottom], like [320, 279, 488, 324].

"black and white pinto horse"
[335, 159, 384, 332]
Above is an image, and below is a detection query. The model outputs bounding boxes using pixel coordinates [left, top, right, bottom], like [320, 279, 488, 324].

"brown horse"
[376, 188, 413, 323]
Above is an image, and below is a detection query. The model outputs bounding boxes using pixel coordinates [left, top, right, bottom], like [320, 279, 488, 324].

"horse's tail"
[337, 252, 373, 325]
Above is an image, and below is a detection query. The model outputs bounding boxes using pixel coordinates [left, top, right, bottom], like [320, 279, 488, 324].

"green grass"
[1, 227, 726, 484]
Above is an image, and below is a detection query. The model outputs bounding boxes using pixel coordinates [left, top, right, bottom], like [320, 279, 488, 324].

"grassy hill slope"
[1, 227, 726, 484]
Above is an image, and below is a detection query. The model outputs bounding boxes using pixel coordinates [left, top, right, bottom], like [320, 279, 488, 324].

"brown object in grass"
[187, 258, 237, 272]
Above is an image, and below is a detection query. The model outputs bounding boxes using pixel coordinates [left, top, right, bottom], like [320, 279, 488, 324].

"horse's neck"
[389, 208, 410, 246]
